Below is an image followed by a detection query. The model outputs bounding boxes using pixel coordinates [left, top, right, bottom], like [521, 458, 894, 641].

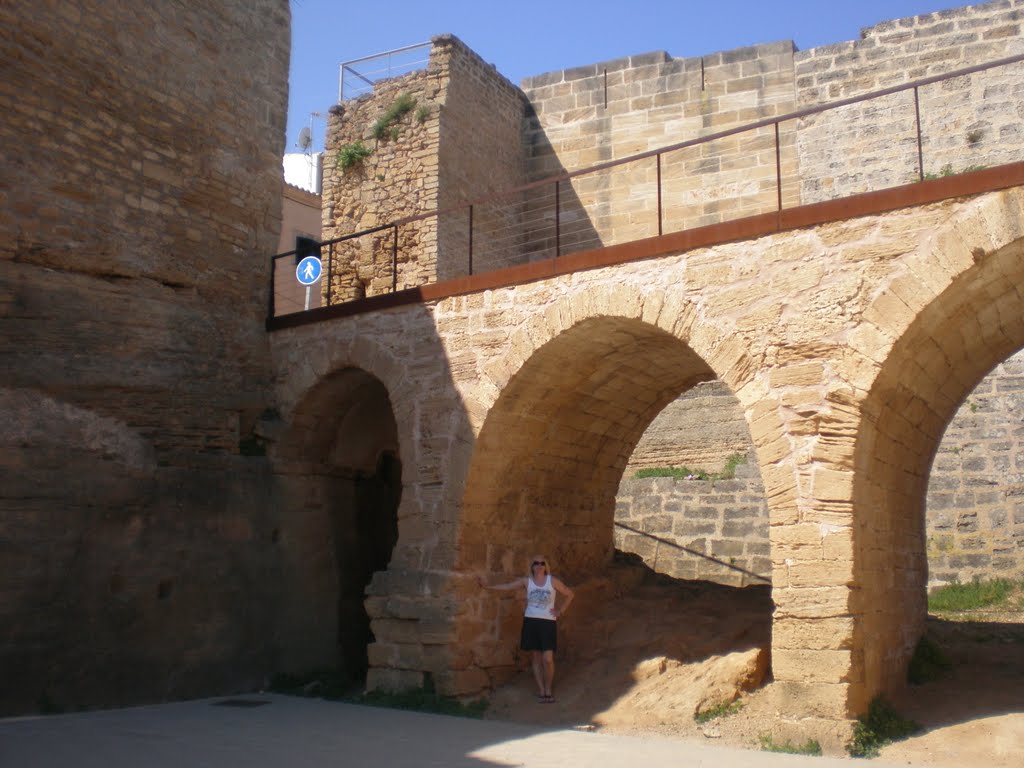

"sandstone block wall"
[613, 380, 769, 586]
[927, 350, 1024, 583]
[436, 37, 530, 278]
[795, 0, 1024, 202]
[615, 458, 770, 587]
[0, 0, 290, 714]
[624, 380, 754, 471]
[520, 43, 800, 255]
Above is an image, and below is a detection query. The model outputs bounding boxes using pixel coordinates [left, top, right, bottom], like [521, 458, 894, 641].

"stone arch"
[459, 315, 719, 578]
[271, 362, 405, 683]
[851, 188, 1024, 709]
[273, 333, 419, 485]
[455, 277, 788, 691]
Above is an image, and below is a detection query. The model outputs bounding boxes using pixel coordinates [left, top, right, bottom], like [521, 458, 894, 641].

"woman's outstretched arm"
[477, 575, 525, 591]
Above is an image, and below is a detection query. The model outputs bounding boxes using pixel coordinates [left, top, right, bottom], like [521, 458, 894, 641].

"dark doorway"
[334, 451, 401, 682]
[277, 366, 402, 685]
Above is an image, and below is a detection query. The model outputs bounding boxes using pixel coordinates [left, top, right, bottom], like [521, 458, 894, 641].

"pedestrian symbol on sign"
[296, 256, 322, 286]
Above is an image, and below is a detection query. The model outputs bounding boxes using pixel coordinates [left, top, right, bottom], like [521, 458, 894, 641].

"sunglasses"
[532, 561, 546, 566]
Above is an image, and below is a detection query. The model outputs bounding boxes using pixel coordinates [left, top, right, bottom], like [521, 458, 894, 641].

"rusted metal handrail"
[275, 52, 1024, 320]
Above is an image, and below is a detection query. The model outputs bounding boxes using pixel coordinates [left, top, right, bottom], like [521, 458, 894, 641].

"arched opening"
[274, 367, 401, 685]
[927, 349, 1024, 587]
[460, 316, 773, 728]
[616, 380, 771, 589]
[460, 317, 717, 577]
[853, 231, 1024, 734]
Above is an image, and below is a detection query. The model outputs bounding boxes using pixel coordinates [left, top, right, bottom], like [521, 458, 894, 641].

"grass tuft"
[759, 734, 822, 755]
[928, 578, 1014, 613]
[694, 698, 743, 723]
[847, 697, 920, 758]
[355, 686, 487, 718]
[634, 453, 747, 482]
[336, 141, 372, 170]
[372, 93, 417, 141]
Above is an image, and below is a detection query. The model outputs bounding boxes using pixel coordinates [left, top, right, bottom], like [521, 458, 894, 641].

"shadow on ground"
[893, 614, 1024, 727]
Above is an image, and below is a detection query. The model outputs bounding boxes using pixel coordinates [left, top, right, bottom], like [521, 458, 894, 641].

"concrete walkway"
[0, 694, 904, 768]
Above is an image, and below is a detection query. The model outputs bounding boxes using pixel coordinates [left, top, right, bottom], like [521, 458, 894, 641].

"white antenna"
[294, 112, 322, 192]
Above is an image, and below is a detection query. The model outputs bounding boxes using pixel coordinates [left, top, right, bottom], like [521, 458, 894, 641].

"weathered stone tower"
[0, 1, 290, 714]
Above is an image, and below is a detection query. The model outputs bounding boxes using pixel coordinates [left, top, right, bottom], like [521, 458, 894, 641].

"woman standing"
[478, 554, 574, 703]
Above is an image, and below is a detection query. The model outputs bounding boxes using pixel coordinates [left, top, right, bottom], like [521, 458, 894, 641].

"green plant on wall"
[921, 163, 988, 181]
[372, 93, 417, 141]
[336, 141, 372, 171]
[334, 94, 425, 174]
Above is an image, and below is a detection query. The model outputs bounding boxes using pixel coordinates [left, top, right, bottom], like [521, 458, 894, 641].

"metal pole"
[656, 154, 663, 236]
[914, 86, 925, 182]
[326, 242, 333, 306]
[555, 180, 561, 257]
[468, 205, 474, 276]
[775, 122, 783, 211]
[392, 225, 399, 293]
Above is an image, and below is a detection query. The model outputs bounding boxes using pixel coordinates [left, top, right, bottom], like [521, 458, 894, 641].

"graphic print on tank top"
[525, 575, 555, 619]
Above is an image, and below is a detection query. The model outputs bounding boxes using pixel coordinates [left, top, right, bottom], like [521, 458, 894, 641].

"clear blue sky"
[287, 0, 968, 153]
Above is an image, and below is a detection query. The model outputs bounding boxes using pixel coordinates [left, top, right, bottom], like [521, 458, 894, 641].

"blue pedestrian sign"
[296, 256, 322, 285]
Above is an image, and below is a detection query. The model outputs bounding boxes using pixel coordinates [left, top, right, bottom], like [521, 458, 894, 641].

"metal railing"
[615, 522, 770, 585]
[339, 42, 432, 102]
[274, 52, 1024, 320]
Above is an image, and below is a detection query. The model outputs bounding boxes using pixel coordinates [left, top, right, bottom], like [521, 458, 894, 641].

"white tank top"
[524, 574, 556, 620]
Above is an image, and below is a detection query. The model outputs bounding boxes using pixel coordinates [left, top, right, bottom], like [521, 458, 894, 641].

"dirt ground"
[483, 561, 1024, 765]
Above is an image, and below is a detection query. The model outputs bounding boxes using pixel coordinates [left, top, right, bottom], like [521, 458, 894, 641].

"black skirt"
[520, 616, 557, 652]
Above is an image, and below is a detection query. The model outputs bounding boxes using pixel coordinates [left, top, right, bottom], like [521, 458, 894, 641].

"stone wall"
[436, 37, 530, 278]
[795, 0, 1024, 202]
[0, 0, 290, 715]
[613, 381, 769, 586]
[615, 455, 770, 587]
[321, 35, 527, 301]
[520, 42, 800, 256]
[927, 350, 1024, 584]
[322, 66, 442, 301]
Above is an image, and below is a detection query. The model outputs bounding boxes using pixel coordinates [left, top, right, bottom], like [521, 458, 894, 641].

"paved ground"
[0, 694, 907, 768]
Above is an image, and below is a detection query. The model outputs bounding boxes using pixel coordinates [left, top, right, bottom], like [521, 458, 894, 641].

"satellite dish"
[297, 126, 312, 150]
